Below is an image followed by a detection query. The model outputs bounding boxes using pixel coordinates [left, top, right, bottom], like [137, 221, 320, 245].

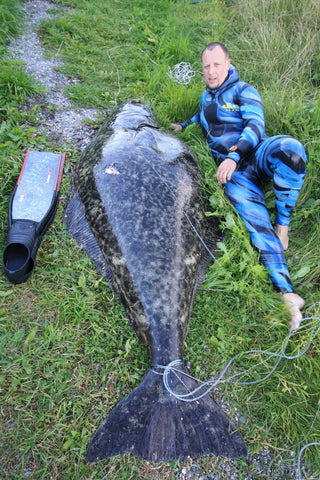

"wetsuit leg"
[224, 169, 294, 293]
[256, 135, 307, 226]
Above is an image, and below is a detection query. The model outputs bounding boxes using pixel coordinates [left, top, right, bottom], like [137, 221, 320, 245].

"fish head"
[112, 99, 159, 131]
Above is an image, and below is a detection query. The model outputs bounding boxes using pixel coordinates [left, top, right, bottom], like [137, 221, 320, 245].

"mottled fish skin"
[65, 99, 247, 463]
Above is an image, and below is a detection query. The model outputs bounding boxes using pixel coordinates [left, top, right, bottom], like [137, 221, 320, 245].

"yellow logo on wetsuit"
[222, 102, 240, 112]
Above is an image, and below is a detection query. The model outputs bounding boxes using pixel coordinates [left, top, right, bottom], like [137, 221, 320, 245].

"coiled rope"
[167, 62, 201, 85]
[151, 316, 320, 401]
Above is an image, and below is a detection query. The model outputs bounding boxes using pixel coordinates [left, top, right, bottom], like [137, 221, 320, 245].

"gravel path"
[6, 1, 316, 479]
[8, 0, 101, 149]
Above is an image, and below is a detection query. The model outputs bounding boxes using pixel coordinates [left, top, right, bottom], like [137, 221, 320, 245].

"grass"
[1, 0, 320, 479]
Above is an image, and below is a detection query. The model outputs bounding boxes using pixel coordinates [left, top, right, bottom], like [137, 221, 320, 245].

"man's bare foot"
[282, 292, 305, 330]
[275, 224, 289, 251]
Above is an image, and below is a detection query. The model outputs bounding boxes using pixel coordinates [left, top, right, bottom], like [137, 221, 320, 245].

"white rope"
[152, 317, 320, 402]
[167, 62, 200, 85]
[297, 442, 320, 480]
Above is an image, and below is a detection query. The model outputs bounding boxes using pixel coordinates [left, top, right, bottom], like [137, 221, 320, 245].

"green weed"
[0, 61, 40, 105]
[0, 0, 23, 46]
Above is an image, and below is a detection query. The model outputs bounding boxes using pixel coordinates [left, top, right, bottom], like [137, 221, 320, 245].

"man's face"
[202, 46, 231, 90]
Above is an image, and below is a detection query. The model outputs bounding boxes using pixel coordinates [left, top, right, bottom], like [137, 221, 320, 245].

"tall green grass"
[0, 0, 24, 46]
[1, 0, 320, 479]
[221, 0, 320, 290]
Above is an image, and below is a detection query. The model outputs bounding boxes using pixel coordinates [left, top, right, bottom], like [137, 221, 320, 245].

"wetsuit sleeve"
[180, 111, 200, 129]
[227, 84, 265, 164]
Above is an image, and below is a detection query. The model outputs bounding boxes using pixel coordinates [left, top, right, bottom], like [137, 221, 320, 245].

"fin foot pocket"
[2, 220, 36, 284]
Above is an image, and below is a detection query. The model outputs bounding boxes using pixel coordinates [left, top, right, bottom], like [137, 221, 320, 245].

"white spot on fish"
[185, 256, 197, 265]
[105, 166, 120, 175]
[112, 256, 126, 266]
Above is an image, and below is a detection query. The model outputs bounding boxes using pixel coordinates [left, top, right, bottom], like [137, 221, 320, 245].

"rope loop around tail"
[150, 359, 184, 376]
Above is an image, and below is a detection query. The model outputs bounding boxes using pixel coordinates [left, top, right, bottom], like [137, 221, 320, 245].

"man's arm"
[170, 109, 201, 132]
[226, 84, 265, 165]
[217, 84, 265, 183]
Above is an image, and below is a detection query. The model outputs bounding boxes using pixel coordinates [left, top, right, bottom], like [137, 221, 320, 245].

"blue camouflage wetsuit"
[181, 65, 307, 293]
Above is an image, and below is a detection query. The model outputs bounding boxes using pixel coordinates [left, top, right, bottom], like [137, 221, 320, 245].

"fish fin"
[64, 189, 112, 279]
[86, 367, 247, 463]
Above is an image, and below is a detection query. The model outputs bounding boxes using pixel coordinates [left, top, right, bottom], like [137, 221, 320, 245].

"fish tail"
[86, 366, 247, 463]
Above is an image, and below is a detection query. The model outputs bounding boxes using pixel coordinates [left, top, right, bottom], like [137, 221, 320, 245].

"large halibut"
[65, 99, 247, 462]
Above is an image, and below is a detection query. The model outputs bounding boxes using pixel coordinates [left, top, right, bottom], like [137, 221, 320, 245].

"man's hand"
[170, 123, 183, 132]
[216, 158, 237, 184]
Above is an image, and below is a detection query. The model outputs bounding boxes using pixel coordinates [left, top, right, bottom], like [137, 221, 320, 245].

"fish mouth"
[137, 121, 159, 129]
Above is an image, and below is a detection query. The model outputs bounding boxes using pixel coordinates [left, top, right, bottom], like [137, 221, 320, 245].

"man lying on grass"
[171, 42, 307, 329]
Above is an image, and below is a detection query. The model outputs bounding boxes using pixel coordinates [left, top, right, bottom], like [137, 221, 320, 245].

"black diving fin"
[2, 149, 65, 284]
